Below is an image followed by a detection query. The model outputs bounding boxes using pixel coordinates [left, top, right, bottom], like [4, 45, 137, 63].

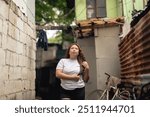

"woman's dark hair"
[65, 43, 86, 64]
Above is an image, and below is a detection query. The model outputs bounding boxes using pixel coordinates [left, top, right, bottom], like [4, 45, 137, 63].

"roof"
[74, 17, 124, 39]
[130, 0, 150, 27]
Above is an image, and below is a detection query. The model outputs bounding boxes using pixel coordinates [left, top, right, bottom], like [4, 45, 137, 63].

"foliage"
[36, 0, 75, 26]
[62, 30, 74, 43]
[48, 30, 74, 44]
[48, 31, 62, 44]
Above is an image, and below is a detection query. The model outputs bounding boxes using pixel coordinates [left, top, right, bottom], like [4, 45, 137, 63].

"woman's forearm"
[56, 70, 80, 80]
[83, 68, 89, 83]
[56, 72, 71, 79]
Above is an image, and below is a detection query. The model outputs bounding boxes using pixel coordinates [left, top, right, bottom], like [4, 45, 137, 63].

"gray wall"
[77, 26, 120, 99]
[77, 26, 121, 99]
[0, 0, 36, 99]
[77, 37, 97, 98]
[36, 46, 58, 68]
[95, 26, 121, 90]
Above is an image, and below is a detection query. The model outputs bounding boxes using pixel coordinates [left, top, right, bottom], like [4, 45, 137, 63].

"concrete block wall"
[77, 38, 97, 98]
[95, 26, 121, 90]
[0, 0, 36, 99]
[36, 46, 58, 68]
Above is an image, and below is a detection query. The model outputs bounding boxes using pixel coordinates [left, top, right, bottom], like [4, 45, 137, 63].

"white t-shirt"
[56, 58, 85, 90]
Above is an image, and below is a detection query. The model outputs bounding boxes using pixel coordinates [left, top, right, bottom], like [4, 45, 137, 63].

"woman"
[56, 43, 90, 100]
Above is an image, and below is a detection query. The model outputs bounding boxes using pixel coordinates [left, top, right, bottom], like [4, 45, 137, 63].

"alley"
[0, 0, 150, 100]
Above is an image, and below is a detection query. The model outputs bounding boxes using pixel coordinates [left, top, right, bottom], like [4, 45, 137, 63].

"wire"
[77, 0, 136, 19]
[22, 0, 35, 19]
[75, 0, 87, 20]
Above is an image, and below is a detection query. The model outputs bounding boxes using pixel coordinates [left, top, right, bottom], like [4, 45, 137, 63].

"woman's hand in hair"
[82, 61, 89, 70]
[82, 61, 90, 83]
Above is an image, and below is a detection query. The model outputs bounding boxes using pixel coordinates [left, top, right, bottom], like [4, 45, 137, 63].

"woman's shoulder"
[59, 58, 69, 62]
[60, 58, 68, 60]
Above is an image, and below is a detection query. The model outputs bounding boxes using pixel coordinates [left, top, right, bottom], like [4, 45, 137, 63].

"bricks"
[0, 48, 5, 65]
[16, 41, 23, 54]
[7, 36, 17, 52]
[9, 9, 17, 25]
[0, 0, 9, 19]
[0, 81, 5, 96]
[8, 22, 15, 38]
[0, 17, 3, 33]
[2, 20, 9, 35]
[4, 80, 23, 94]
[16, 17, 24, 31]
[0, 34, 2, 47]
[0, 0, 36, 99]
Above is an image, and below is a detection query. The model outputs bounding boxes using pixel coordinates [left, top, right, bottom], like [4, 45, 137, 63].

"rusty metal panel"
[119, 10, 150, 85]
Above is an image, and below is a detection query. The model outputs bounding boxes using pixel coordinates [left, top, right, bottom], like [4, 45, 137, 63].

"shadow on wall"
[36, 44, 66, 100]
[36, 66, 60, 100]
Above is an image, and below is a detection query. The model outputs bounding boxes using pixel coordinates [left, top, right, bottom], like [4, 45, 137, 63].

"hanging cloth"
[37, 29, 48, 51]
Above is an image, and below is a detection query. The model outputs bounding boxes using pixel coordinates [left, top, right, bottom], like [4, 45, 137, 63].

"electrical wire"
[22, 0, 35, 19]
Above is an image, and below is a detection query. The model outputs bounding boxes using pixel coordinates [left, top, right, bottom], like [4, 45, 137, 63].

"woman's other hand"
[82, 61, 89, 70]
[71, 74, 80, 81]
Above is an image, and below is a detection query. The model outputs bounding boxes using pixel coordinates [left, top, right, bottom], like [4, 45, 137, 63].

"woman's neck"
[69, 56, 77, 60]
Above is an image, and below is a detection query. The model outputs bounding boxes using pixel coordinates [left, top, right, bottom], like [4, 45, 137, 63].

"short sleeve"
[56, 59, 64, 70]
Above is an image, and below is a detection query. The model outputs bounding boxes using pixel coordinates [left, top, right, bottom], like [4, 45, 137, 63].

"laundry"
[37, 29, 48, 51]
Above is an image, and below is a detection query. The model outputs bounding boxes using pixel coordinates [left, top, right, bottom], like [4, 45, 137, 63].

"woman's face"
[69, 44, 79, 58]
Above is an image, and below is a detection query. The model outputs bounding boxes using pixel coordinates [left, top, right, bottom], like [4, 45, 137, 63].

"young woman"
[56, 43, 90, 100]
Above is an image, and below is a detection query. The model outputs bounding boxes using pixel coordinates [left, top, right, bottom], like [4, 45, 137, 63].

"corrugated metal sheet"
[119, 7, 150, 85]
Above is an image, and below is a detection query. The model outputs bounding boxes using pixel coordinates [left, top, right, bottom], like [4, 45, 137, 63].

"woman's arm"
[82, 61, 90, 83]
[83, 68, 89, 83]
[56, 69, 80, 80]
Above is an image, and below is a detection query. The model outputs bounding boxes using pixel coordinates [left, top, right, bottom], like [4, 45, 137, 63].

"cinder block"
[0, 0, 36, 100]
[15, 92, 23, 100]
[16, 17, 24, 31]
[31, 49, 36, 60]
[0, 0, 9, 19]
[30, 90, 35, 99]
[5, 94, 16, 100]
[0, 66, 9, 80]
[16, 41, 23, 54]
[30, 79, 35, 90]
[0, 95, 7, 100]
[0, 33, 2, 47]
[5, 50, 11, 65]
[7, 36, 16, 52]
[0, 17, 2, 33]
[18, 55, 25, 67]
[9, 9, 17, 26]
[2, 19, 8, 35]
[22, 91, 30, 100]
[21, 68, 27, 80]
[2, 34, 8, 49]
[0, 48, 5, 65]
[19, 31, 26, 44]
[14, 27, 20, 41]
[14, 67, 22, 79]
[8, 66, 15, 79]
[8, 22, 15, 38]
[23, 80, 30, 90]
[0, 79, 5, 96]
